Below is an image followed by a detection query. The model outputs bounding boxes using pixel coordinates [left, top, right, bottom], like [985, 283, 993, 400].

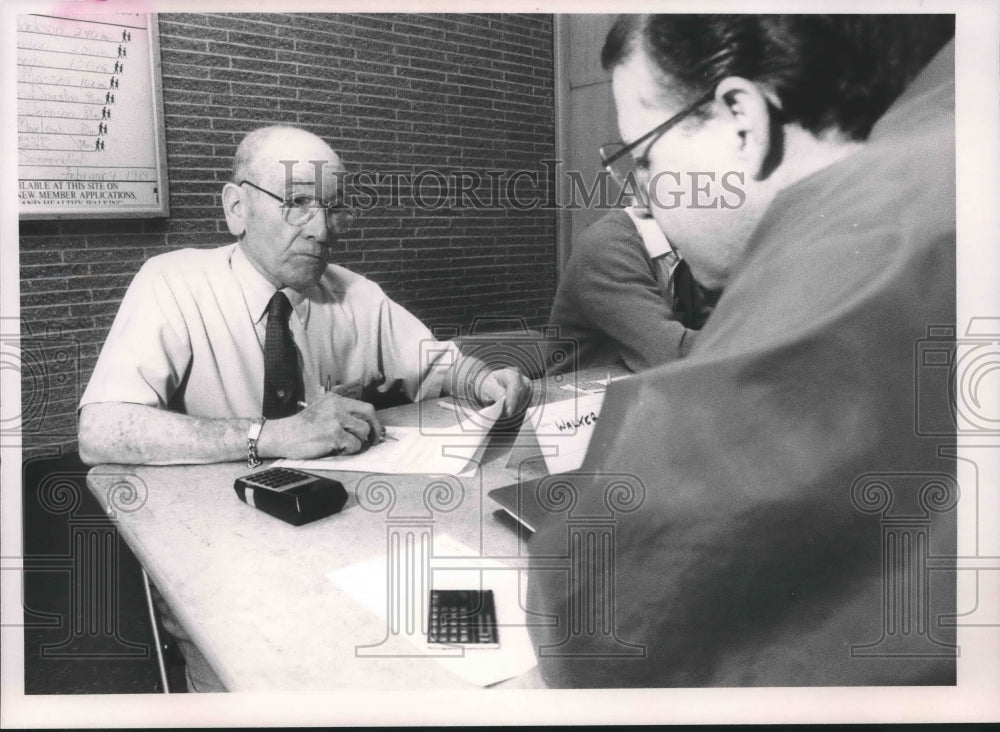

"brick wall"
[18, 13, 556, 457]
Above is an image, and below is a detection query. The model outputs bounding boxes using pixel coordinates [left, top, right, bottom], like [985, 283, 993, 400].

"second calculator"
[427, 589, 499, 648]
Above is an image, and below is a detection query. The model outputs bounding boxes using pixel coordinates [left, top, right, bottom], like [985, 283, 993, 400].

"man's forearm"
[78, 402, 254, 466]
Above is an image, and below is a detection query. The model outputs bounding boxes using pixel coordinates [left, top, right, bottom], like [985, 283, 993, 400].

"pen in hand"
[296, 400, 398, 443]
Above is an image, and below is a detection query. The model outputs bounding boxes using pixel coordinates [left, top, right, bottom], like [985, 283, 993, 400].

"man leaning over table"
[76, 124, 530, 691]
[528, 15, 957, 687]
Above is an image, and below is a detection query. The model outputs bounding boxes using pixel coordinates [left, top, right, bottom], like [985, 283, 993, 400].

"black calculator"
[234, 467, 348, 526]
[427, 589, 499, 648]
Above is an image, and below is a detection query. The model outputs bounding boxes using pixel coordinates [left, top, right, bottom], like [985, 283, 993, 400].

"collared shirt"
[80, 243, 457, 418]
[623, 205, 682, 305]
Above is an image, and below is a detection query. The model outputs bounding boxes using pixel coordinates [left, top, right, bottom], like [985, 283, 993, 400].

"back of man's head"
[602, 14, 955, 141]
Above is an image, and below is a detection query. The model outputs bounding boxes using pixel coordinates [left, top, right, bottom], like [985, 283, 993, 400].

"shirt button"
[277, 389, 287, 398]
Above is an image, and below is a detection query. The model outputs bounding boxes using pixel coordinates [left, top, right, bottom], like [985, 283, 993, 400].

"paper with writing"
[527, 391, 605, 475]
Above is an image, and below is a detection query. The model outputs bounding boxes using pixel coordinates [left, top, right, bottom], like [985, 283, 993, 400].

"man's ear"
[221, 182, 246, 237]
[713, 77, 781, 181]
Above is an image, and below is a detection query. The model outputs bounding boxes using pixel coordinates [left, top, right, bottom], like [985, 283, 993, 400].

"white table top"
[86, 368, 623, 691]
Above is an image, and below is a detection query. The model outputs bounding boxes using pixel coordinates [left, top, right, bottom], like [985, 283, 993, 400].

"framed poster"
[17, 12, 170, 219]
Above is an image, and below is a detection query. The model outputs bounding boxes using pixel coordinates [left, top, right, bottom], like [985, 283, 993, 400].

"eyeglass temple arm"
[601, 90, 716, 168]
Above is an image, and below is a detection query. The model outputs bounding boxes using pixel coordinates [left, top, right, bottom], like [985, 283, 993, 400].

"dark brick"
[207, 41, 279, 61]
[159, 48, 231, 69]
[160, 60, 213, 80]
[166, 233, 229, 248]
[16, 309, 75, 333]
[157, 20, 228, 42]
[164, 115, 214, 132]
[158, 35, 211, 53]
[21, 263, 92, 281]
[227, 31, 295, 51]
[200, 13, 289, 35]
[19, 249, 64, 266]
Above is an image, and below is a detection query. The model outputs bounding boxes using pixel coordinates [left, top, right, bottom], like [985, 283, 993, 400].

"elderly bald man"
[78, 125, 530, 466]
[77, 125, 531, 692]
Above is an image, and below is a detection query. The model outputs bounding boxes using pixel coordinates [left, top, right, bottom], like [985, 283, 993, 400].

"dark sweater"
[528, 41, 957, 687]
[547, 208, 711, 373]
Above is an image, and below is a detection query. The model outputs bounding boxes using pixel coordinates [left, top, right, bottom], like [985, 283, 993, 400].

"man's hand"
[475, 367, 532, 416]
[261, 394, 384, 459]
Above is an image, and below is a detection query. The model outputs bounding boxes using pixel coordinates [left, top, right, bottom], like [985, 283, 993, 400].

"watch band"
[247, 417, 266, 468]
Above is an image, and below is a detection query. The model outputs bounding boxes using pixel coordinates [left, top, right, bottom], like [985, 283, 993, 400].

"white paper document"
[527, 391, 606, 475]
[329, 533, 538, 687]
[274, 400, 505, 476]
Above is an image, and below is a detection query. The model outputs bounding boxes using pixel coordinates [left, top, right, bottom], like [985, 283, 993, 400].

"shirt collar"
[623, 206, 677, 262]
[230, 244, 311, 325]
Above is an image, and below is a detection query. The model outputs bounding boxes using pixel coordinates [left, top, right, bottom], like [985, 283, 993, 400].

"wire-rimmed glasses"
[239, 179, 356, 230]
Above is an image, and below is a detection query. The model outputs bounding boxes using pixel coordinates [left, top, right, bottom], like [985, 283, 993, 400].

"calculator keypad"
[427, 589, 498, 647]
[245, 468, 313, 492]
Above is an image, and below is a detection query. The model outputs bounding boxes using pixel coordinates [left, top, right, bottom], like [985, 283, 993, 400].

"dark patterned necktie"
[262, 292, 303, 418]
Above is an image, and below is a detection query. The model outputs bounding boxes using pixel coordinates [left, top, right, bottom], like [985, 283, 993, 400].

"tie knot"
[268, 291, 292, 321]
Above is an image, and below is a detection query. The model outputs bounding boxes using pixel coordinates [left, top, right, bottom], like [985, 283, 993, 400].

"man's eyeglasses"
[599, 90, 715, 190]
[239, 180, 356, 230]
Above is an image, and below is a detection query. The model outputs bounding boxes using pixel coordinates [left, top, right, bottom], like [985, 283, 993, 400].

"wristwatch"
[246, 417, 266, 469]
